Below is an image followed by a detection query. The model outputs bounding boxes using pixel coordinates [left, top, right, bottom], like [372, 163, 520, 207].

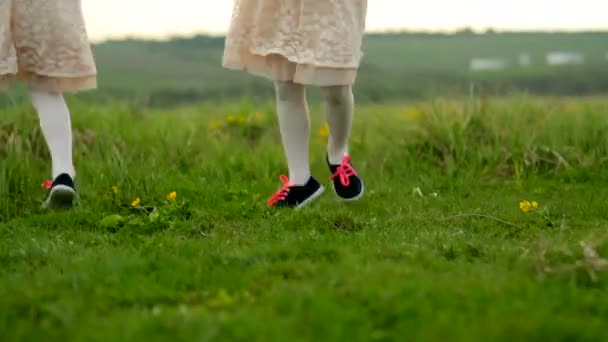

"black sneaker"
[328, 156, 364, 201]
[267, 175, 325, 209]
[43, 173, 76, 210]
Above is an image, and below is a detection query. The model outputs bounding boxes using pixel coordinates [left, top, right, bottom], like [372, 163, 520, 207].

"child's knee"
[275, 81, 306, 103]
[321, 86, 353, 106]
[28, 78, 64, 97]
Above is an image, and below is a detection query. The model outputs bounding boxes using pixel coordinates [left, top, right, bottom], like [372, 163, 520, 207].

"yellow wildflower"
[404, 106, 422, 120]
[520, 200, 539, 213]
[111, 186, 119, 194]
[208, 119, 224, 131]
[131, 198, 141, 207]
[227, 115, 236, 123]
[318, 124, 329, 139]
[167, 191, 177, 201]
[252, 112, 264, 124]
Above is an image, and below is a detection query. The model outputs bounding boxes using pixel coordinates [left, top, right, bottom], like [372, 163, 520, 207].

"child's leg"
[320, 85, 354, 164]
[274, 81, 311, 185]
[320, 85, 363, 201]
[29, 88, 75, 179]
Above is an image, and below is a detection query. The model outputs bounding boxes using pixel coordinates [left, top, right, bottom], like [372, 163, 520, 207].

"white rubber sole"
[43, 185, 76, 210]
[333, 181, 365, 202]
[295, 186, 326, 210]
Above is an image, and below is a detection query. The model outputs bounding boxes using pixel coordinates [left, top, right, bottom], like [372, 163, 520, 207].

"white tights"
[30, 89, 75, 179]
[274, 81, 354, 185]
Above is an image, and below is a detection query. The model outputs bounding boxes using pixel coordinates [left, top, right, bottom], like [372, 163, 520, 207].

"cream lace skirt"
[223, 0, 368, 86]
[0, 0, 97, 93]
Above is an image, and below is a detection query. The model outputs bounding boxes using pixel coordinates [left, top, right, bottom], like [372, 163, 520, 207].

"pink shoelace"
[267, 175, 294, 207]
[331, 156, 358, 187]
[42, 180, 53, 191]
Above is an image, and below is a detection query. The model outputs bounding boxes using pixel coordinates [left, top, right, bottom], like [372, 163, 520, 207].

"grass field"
[2, 95, 608, 340]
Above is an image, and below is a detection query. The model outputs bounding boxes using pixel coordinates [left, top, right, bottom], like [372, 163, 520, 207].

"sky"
[83, 0, 608, 42]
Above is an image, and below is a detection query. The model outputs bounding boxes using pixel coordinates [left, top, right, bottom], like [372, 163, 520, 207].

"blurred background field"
[89, 32, 608, 105]
[3, 31, 607, 107]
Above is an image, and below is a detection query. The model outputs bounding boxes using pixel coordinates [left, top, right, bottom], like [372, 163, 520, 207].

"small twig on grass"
[444, 214, 521, 228]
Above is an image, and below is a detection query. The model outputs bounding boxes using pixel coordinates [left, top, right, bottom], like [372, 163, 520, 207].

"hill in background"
[5, 31, 608, 107]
